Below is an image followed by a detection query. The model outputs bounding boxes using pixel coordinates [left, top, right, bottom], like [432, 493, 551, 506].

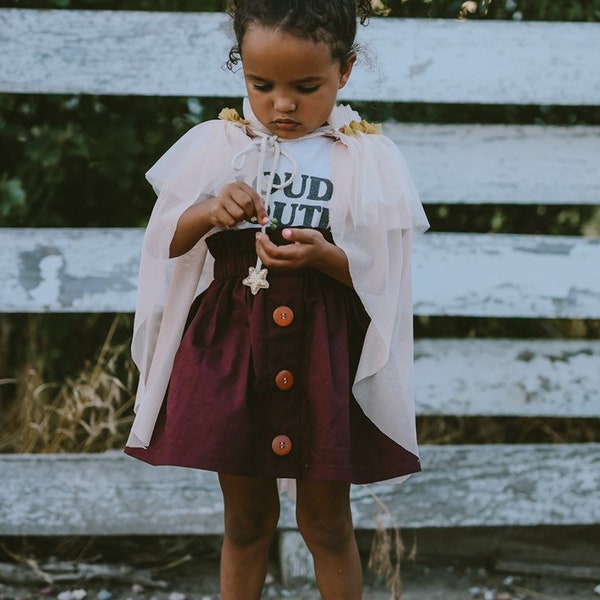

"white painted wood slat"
[391, 124, 600, 205]
[415, 339, 600, 418]
[346, 444, 600, 529]
[0, 445, 597, 535]
[0, 452, 224, 536]
[413, 233, 600, 319]
[2, 10, 600, 105]
[2, 229, 599, 318]
[0, 228, 142, 313]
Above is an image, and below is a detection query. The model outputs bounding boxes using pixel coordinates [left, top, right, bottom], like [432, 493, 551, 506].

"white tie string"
[231, 129, 324, 294]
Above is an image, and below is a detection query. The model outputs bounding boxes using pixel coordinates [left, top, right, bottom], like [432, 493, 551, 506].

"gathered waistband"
[206, 228, 332, 280]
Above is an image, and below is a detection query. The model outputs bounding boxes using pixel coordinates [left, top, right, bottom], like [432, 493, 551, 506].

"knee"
[224, 506, 280, 547]
[296, 508, 355, 554]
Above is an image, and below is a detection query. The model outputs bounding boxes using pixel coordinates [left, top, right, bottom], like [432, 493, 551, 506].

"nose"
[273, 95, 296, 113]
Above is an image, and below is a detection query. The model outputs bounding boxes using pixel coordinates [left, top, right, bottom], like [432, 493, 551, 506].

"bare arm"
[169, 182, 269, 257]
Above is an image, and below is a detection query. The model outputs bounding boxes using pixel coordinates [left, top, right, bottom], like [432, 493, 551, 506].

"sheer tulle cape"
[128, 102, 429, 467]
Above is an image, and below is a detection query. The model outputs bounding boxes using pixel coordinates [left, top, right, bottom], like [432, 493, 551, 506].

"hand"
[255, 228, 352, 287]
[170, 182, 268, 257]
[255, 228, 327, 270]
[208, 182, 269, 229]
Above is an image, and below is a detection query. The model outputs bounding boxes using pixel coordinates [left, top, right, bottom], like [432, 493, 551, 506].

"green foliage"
[0, 94, 239, 226]
[379, 0, 600, 20]
[1, 0, 225, 9]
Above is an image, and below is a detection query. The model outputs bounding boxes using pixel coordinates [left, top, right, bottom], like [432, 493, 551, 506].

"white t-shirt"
[235, 133, 333, 230]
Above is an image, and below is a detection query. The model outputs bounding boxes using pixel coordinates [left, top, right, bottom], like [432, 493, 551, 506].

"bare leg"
[296, 479, 362, 600]
[218, 473, 280, 600]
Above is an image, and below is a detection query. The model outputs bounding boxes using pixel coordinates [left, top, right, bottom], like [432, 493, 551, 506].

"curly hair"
[226, 0, 372, 70]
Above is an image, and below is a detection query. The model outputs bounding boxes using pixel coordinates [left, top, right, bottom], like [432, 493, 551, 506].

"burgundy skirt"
[126, 228, 420, 483]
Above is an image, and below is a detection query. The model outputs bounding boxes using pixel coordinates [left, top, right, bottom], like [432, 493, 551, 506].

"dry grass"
[1, 314, 597, 453]
[417, 415, 600, 445]
[367, 487, 407, 600]
[0, 316, 135, 454]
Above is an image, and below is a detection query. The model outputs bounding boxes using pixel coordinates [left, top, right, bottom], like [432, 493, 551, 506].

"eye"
[252, 83, 272, 92]
[297, 85, 319, 94]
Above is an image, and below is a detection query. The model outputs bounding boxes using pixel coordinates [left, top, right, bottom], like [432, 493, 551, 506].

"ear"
[338, 54, 357, 89]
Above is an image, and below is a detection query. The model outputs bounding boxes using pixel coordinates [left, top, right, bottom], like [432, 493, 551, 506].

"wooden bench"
[1, 8, 599, 582]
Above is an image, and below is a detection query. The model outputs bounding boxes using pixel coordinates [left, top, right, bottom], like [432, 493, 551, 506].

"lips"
[273, 118, 298, 130]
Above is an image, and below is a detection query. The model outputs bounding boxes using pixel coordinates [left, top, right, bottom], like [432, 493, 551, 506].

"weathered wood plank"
[415, 339, 600, 418]
[0, 452, 224, 536]
[390, 124, 600, 205]
[2, 229, 599, 318]
[0, 228, 142, 313]
[1, 10, 600, 105]
[278, 531, 314, 585]
[345, 444, 600, 529]
[0, 446, 597, 535]
[413, 233, 600, 318]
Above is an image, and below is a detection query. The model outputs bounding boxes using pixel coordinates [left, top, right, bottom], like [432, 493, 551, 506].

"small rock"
[96, 591, 112, 600]
[496, 593, 512, 600]
[503, 576, 514, 586]
[39, 587, 55, 596]
[130, 585, 144, 594]
[168, 593, 186, 600]
[71, 591, 87, 600]
[483, 590, 494, 600]
[469, 587, 481, 597]
[57, 592, 74, 600]
[594, 583, 600, 596]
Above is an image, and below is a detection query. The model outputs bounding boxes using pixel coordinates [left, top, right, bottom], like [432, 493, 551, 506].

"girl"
[126, 1, 429, 598]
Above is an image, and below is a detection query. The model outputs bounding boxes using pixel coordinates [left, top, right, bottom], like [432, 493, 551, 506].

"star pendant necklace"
[239, 132, 299, 295]
[242, 136, 296, 296]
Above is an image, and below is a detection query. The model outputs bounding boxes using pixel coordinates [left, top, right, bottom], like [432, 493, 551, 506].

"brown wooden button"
[273, 305, 294, 327]
[272, 435, 292, 456]
[275, 369, 294, 390]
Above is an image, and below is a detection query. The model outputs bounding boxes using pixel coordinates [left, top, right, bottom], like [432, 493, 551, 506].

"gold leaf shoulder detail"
[218, 107, 250, 125]
[339, 119, 383, 136]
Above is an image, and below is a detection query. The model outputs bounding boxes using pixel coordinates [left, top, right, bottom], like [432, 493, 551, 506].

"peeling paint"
[409, 58, 433, 77]
[517, 350, 536, 362]
[18, 245, 62, 292]
[515, 241, 575, 255]
[544, 348, 594, 363]
[15, 243, 136, 309]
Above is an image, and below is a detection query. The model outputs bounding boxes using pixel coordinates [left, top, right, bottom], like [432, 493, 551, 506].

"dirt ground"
[1, 556, 599, 600]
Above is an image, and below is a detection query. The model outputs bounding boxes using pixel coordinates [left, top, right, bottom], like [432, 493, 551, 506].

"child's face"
[241, 24, 355, 140]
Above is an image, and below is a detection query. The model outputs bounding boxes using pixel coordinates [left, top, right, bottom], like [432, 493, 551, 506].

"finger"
[255, 232, 279, 256]
[256, 231, 307, 257]
[223, 199, 248, 223]
[251, 197, 269, 226]
[209, 200, 239, 229]
[225, 189, 257, 222]
[218, 183, 263, 224]
[231, 182, 267, 225]
[256, 232, 304, 267]
[281, 228, 322, 244]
